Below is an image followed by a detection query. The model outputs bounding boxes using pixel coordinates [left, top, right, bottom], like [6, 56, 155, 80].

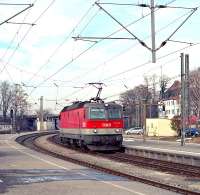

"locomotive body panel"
[60, 127, 122, 135]
[59, 101, 123, 151]
[60, 108, 85, 128]
[85, 120, 123, 129]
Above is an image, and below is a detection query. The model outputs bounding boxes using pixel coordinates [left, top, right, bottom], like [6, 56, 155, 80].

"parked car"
[125, 127, 143, 135]
[184, 128, 200, 137]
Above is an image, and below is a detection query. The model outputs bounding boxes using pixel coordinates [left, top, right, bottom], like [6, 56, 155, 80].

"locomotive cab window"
[89, 108, 105, 119]
[107, 107, 122, 119]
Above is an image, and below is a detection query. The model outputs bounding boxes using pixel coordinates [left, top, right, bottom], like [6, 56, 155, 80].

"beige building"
[146, 118, 177, 137]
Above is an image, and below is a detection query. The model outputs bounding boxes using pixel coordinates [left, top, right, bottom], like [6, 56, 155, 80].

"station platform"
[0, 133, 177, 195]
[123, 137, 200, 166]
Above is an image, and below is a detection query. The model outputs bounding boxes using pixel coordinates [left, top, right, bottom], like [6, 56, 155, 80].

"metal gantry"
[73, 1, 197, 63]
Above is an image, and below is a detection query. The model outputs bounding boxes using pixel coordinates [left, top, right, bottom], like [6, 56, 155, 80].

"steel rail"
[16, 133, 200, 195]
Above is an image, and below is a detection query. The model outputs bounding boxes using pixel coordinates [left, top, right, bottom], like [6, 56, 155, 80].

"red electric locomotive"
[59, 99, 123, 151]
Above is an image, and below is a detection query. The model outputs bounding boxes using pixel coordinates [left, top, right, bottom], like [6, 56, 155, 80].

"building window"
[172, 109, 175, 114]
[177, 109, 179, 114]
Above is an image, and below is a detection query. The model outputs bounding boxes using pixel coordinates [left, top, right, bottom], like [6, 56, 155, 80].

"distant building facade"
[158, 80, 181, 119]
[0, 113, 59, 133]
[37, 114, 59, 131]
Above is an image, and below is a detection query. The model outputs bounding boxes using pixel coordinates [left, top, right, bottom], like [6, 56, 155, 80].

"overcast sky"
[0, 0, 200, 113]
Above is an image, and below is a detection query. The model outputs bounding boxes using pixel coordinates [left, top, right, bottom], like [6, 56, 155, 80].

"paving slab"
[0, 133, 178, 195]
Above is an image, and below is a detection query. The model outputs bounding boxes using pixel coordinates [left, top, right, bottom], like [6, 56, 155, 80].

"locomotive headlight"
[93, 129, 97, 133]
[115, 129, 120, 133]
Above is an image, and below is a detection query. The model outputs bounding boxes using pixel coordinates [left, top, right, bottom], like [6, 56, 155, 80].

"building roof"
[164, 80, 181, 100]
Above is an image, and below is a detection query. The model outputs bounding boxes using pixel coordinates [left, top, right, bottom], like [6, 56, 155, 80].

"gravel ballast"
[35, 135, 200, 193]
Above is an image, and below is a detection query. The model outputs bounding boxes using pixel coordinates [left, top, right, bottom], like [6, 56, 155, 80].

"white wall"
[36, 121, 57, 131]
[0, 124, 12, 132]
[158, 99, 181, 119]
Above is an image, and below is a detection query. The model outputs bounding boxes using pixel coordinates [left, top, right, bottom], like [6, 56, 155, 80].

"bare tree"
[11, 84, 29, 131]
[0, 81, 13, 120]
[11, 84, 28, 116]
[190, 68, 200, 117]
[120, 84, 151, 127]
[159, 75, 170, 100]
[120, 84, 150, 105]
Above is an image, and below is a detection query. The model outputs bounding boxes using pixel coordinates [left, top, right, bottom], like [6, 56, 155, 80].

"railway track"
[16, 133, 200, 195]
[96, 152, 200, 178]
[52, 134, 200, 178]
[15, 131, 58, 151]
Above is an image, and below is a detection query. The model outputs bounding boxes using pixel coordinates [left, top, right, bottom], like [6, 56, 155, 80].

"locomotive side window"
[89, 108, 105, 119]
[107, 108, 122, 119]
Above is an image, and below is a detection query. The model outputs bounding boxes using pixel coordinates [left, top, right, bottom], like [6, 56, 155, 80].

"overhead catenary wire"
[0, 0, 56, 80]
[54, 0, 185, 84]
[74, 0, 180, 54]
[79, 38, 195, 85]
[25, 0, 177, 85]
[103, 73, 182, 102]
[28, 1, 199, 100]
[156, 7, 198, 51]
[0, 2, 35, 83]
[9, 0, 198, 105]
[78, 7, 100, 35]
[17, 9, 150, 85]
[73, 1, 198, 84]
[28, 41, 98, 97]
[4, 66, 14, 83]
[41, 0, 199, 104]
[101, 42, 200, 83]
[39, 3, 200, 108]
[39, 50, 198, 105]
[0, 2, 36, 67]
[105, 57, 179, 86]
[94, 1, 197, 61]
[3, 0, 179, 86]
[0, 3, 32, 6]
[27, 3, 95, 83]
[57, 42, 200, 103]
[5, 61, 96, 88]
[59, 86, 88, 102]
[0, 3, 33, 27]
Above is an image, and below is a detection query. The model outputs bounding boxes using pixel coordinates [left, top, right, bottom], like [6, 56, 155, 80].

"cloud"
[0, 0, 200, 112]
